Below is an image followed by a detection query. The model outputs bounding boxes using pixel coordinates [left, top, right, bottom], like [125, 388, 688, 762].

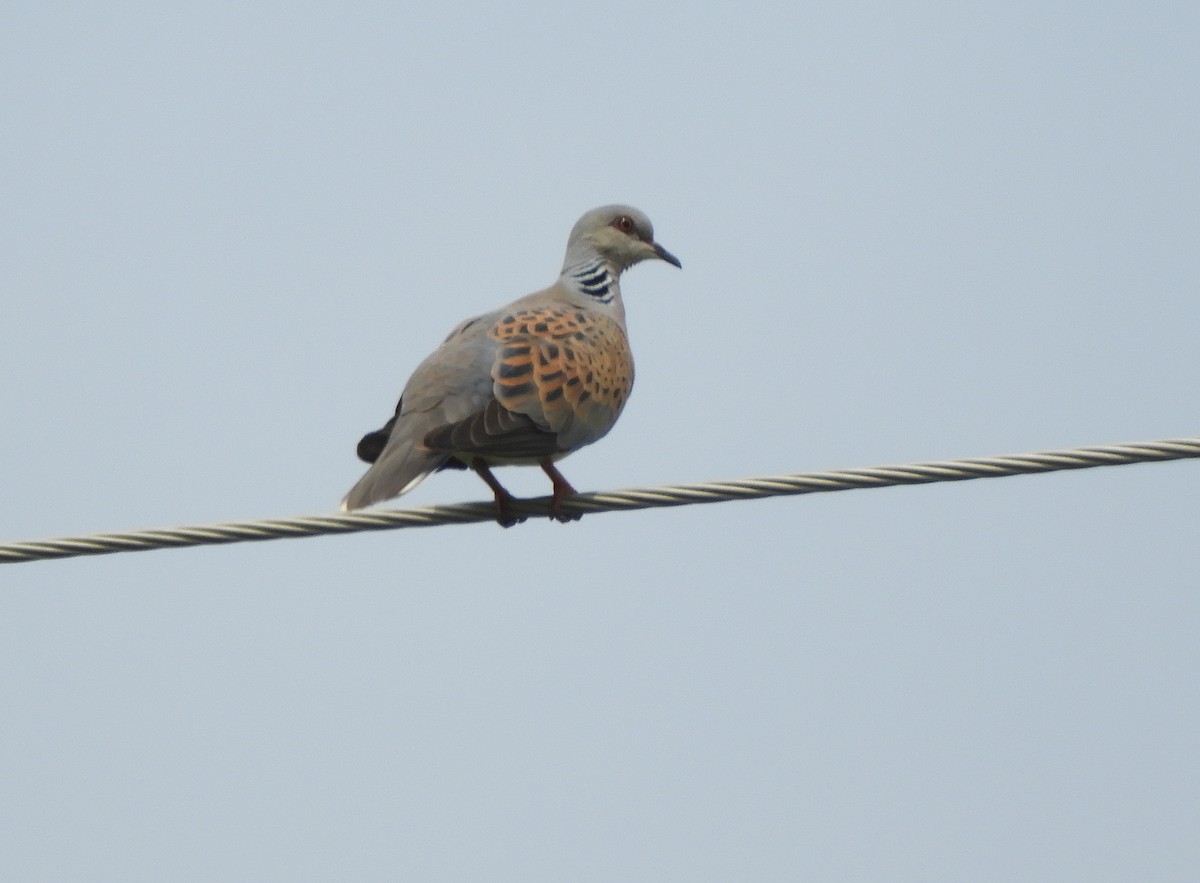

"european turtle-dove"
[340, 204, 680, 526]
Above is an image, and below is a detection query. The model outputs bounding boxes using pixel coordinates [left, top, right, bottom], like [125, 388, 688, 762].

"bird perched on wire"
[340, 204, 680, 526]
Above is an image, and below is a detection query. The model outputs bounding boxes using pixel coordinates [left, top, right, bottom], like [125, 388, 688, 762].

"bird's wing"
[424, 300, 634, 459]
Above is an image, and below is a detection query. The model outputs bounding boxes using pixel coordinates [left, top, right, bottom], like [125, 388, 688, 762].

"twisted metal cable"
[2, 436, 1198, 566]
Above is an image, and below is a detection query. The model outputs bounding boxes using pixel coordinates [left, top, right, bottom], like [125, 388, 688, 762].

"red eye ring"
[614, 215, 636, 235]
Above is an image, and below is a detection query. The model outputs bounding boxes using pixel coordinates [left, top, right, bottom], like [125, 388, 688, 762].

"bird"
[340, 204, 681, 526]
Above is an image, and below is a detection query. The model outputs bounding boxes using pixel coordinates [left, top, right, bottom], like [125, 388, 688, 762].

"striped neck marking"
[566, 259, 616, 303]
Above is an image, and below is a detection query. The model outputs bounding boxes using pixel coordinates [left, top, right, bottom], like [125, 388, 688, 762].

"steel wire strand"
[1, 437, 1197, 565]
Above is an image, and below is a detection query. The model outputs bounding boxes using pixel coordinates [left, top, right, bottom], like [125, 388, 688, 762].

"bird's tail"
[340, 434, 446, 511]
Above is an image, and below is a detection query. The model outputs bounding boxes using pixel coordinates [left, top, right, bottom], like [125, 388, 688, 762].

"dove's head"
[563, 204, 682, 275]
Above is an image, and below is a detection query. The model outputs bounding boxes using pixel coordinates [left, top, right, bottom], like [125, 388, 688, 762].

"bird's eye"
[613, 215, 636, 235]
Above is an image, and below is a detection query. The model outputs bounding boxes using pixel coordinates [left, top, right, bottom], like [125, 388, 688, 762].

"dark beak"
[652, 242, 682, 269]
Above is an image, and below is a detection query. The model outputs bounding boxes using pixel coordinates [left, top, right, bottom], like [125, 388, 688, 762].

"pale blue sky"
[2, 2, 1198, 880]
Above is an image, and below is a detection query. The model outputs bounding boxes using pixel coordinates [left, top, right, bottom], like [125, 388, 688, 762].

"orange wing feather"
[423, 305, 634, 461]
[491, 306, 634, 444]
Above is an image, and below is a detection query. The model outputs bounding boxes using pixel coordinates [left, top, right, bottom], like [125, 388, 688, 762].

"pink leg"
[539, 459, 581, 523]
[471, 461, 524, 528]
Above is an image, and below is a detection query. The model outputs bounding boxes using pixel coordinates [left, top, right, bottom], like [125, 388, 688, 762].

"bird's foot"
[493, 490, 527, 529]
[472, 460, 527, 528]
[540, 460, 581, 523]
[550, 492, 581, 523]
